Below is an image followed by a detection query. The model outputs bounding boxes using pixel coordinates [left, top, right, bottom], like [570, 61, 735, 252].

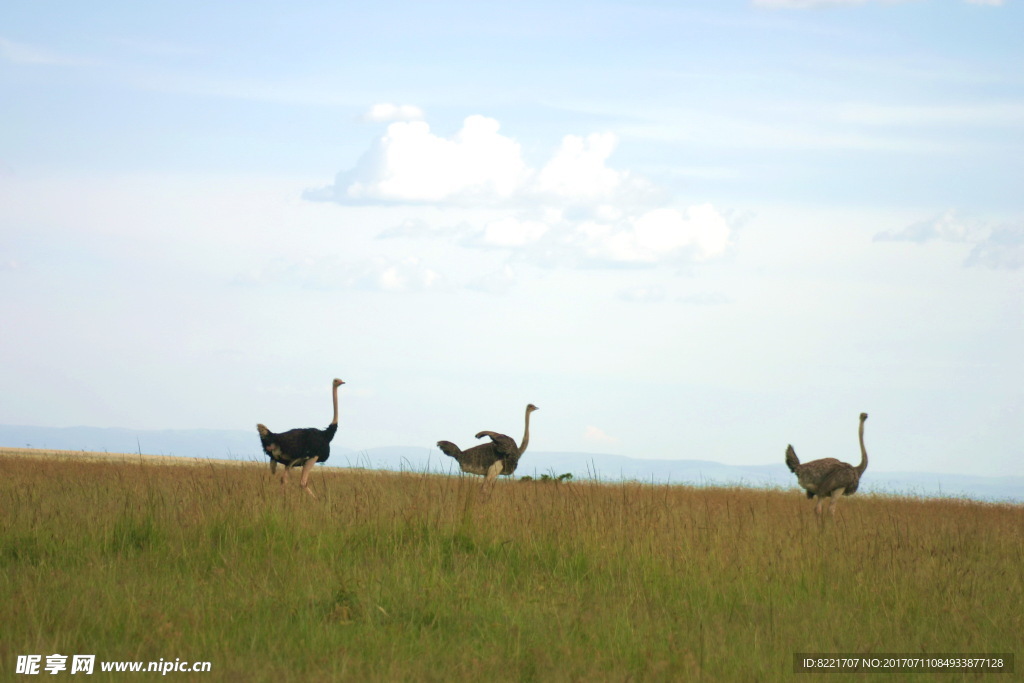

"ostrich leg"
[479, 459, 504, 499]
[829, 487, 845, 515]
[299, 457, 319, 499]
[485, 460, 503, 485]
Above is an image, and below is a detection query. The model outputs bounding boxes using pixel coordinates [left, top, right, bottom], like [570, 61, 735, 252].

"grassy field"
[1, 450, 1020, 681]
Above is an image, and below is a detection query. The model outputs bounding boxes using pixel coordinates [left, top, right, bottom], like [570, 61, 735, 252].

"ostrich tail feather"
[785, 445, 800, 473]
[436, 441, 461, 459]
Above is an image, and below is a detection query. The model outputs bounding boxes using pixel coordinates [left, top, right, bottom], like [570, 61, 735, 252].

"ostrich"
[256, 378, 344, 499]
[437, 404, 539, 488]
[786, 412, 869, 515]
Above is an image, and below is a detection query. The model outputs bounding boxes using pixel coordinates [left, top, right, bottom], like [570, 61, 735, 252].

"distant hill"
[341, 446, 1024, 504]
[0, 424, 271, 462]
[2, 425, 1020, 503]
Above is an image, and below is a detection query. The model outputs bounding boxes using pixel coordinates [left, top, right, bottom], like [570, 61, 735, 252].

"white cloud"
[310, 110, 734, 270]
[359, 258, 440, 292]
[361, 103, 425, 123]
[454, 203, 732, 269]
[584, 426, 620, 445]
[326, 116, 529, 204]
[965, 224, 1024, 270]
[310, 115, 657, 208]
[534, 133, 653, 205]
[875, 210, 1024, 270]
[576, 204, 731, 264]
[874, 209, 986, 243]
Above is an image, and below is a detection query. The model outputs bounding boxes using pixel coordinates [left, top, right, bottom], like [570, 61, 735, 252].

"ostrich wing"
[818, 464, 860, 496]
[474, 431, 519, 460]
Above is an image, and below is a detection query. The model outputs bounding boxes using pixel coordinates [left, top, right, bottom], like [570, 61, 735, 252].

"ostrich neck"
[518, 408, 532, 456]
[331, 384, 340, 426]
[856, 420, 868, 475]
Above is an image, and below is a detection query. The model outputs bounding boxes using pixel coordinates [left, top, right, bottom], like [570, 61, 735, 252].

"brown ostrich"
[256, 378, 344, 499]
[786, 412, 869, 515]
[437, 404, 538, 488]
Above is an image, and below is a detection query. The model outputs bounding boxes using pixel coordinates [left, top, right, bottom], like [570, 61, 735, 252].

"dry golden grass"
[1, 450, 1020, 681]
[0, 445, 253, 468]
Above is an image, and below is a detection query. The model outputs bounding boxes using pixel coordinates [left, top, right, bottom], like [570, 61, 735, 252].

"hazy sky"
[2, 0, 1021, 477]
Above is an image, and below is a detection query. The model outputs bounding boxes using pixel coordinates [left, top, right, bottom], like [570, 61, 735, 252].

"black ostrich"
[256, 378, 344, 499]
[437, 404, 538, 489]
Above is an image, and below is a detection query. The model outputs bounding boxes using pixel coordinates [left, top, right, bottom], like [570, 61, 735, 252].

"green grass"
[1, 453, 1020, 681]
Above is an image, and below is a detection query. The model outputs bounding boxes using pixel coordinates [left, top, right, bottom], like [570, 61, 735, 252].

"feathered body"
[438, 404, 538, 479]
[437, 433, 520, 476]
[786, 412, 869, 513]
[257, 422, 337, 467]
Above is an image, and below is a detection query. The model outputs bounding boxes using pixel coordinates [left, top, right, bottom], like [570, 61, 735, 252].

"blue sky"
[1, 0, 1021, 477]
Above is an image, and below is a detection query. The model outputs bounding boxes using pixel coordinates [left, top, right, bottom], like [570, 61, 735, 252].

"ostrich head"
[860, 412, 868, 421]
[333, 378, 345, 388]
[527, 404, 539, 413]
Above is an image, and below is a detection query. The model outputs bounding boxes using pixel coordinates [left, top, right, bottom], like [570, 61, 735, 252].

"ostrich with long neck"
[256, 378, 344, 499]
[437, 404, 539, 487]
[786, 412, 869, 515]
